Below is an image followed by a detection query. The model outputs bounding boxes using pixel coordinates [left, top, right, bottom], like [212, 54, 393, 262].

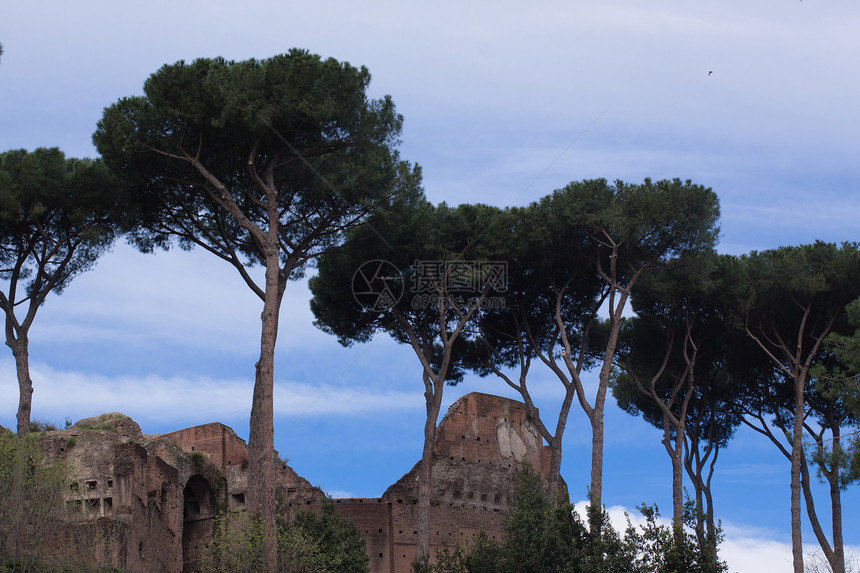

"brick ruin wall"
[36, 392, 552, 573]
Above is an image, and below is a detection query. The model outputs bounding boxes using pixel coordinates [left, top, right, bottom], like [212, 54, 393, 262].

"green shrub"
[415, 463, 727, 573]
[202, 498, 369, 573]
[187, 451, 208, 466]
[0, 433, 67, 569]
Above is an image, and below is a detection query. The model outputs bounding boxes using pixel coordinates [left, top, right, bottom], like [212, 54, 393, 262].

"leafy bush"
[203, 498, 369, 573]
[416, 463, 727, 573]
[0, 433, 67, 570]
[27, 421, 58, 433]
[187, 451, 208, 466]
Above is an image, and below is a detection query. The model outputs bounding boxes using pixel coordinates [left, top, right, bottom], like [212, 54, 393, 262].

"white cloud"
[31, 244, 335, 356]
[0, 357, 423, 430]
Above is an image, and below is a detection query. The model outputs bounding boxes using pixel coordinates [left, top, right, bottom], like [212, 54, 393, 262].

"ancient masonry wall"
[330, 392, 554, 572]
[40, 416, 186, 573]
[38, 392, 552, 573]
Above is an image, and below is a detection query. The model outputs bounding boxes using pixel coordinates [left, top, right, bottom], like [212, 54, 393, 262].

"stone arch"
[183, 475, 215, 522]
[182, 474, 216, 572]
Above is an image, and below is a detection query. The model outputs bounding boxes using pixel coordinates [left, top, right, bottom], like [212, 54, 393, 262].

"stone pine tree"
[816, 296, 860, 418]
[93, 51, 421, 572]
[611, 252, 740, 567]
[730, 242, 860, 573]
[309, 199, 507, 563]
[0, 148, 120, 437]
[814, 297, 860, 482]
[472, 178, 719, 520]
[469, 201, 603, 500]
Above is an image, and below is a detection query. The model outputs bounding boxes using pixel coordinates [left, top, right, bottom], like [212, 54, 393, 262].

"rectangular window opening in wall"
[453, 490, 461, 499]
[468, 492, 474, 500]
[69, 482, 79, 493]
[378, 529, 383, 534]
[106, 479, 113, 490]
[103, 497, 113, 516]
[481, 493, 487, 502]
[86, 498, 99, 514]
[232, 493, 246, 508]
[85, 480, 97, 492]
[494, 494, 500, 504]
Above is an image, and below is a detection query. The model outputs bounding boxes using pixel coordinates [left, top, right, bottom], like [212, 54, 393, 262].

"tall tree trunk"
[547, 386, 574, 503]
[694, 477, 706, 547]
[247, 255, 284, 573]
[829, 473, 845, 573]
[790, 379, 804, 573]
[662, 419, 684, 525]
[8, 337, 33, 438]
[704, 455, 718, 564]
[586, 284, 625, 521]
[799, 447, 845, 573]
[416, 383, 443, 562]
[547, 437, 564, 503]
[588, 409, 604, 515]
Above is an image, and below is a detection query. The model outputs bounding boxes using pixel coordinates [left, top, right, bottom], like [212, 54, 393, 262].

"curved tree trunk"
[546, 386, 575, 503]
[704, 452, 718, 563]
[8, 337, 33, 438]
[546, 436, 566, 503]
[799, 447, 845, 573]
[662, 419, 685, 525]
[829, 476, 845, 573]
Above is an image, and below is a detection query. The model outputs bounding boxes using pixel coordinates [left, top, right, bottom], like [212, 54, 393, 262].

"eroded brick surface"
[35, 393, 551, 573]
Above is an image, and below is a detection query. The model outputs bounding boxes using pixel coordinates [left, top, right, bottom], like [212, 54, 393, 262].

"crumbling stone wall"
[38, 414, 184, 573]
[324, 392, 555, 572]
[33, 392, 550, 573]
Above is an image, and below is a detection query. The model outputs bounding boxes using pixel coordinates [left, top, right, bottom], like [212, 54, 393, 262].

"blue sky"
[1, 1, 859, 571]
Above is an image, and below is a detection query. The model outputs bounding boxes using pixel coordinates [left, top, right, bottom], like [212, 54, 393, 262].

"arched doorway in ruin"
[182, 475, 215, 572]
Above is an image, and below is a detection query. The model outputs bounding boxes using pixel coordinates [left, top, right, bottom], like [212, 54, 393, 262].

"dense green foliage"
[415, 464, 726, 573]
[0, 148, 120, 293]
[0, 431, 67, 570]
[203, 499, 369, 573]
[93, 50, 420, 282]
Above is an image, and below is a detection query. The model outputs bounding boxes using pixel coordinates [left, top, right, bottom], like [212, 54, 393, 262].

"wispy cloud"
[31, 244, 332, 356]
[0, 358, 423, 430]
